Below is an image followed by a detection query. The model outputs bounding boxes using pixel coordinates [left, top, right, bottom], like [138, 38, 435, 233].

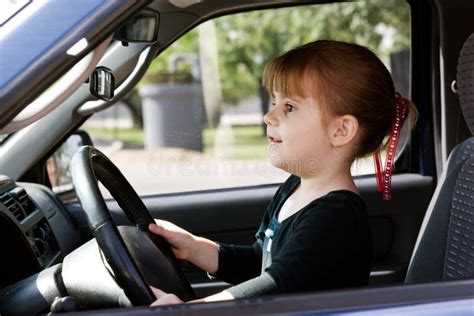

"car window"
[80, 1, 411, 196]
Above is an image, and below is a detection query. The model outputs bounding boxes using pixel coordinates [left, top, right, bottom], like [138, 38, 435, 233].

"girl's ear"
[328, 115, 359, 147]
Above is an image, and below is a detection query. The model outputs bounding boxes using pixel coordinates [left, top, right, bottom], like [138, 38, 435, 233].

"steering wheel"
[70, 146, 195, 306]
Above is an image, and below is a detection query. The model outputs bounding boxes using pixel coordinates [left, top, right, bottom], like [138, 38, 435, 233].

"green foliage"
[85, 126, 268, 159]
[203, 125, 268, 159]
[145, 0, 410, 104]
[146, 30, 199, 76]
[85, 127, 145, 148]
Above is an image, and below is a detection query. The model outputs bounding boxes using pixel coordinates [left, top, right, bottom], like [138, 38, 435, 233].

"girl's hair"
[262, 40, 417, 158]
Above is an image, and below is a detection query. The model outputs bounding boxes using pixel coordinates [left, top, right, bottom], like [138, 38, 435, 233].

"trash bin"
[139, 78, 204, 151]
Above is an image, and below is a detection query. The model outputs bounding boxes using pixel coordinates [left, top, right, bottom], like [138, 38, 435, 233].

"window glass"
[47, 133, 88, 193]
[81, 1, 411, 196]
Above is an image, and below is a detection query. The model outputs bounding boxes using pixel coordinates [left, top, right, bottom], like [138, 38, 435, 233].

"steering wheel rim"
[70, 145, 195, 305]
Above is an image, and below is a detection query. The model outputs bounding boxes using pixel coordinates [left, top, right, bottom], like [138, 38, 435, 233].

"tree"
[144, 0, 411, 114]
[214, 0, 410, 105]
[146, 30, 199, 76]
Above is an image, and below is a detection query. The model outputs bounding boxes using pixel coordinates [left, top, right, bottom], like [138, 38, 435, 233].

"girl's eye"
[270, 100, 276, 107]
[285, 104, 295, 112]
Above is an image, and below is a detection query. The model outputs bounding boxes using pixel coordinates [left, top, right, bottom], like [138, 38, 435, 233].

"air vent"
[15, 188, 35, 216]
[0, 193, 26, 222]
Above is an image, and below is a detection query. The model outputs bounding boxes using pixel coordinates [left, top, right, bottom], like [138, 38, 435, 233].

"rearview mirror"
[114, 9, 159, 44]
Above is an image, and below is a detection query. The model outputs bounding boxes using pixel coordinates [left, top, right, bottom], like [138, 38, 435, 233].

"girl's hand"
[149, 220, 219, 273]
[150, 286, 183, 306]
[149, 220, 196, 260]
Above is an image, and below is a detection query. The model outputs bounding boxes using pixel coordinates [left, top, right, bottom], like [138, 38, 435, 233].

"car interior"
[0, 0, 473, 315]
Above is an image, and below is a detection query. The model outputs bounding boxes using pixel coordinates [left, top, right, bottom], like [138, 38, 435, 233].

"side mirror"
[114, 9, 159, 44]
[47, 130, 93, 193]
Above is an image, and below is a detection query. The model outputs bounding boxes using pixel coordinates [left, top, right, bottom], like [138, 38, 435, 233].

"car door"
[59, 1, 435, 298]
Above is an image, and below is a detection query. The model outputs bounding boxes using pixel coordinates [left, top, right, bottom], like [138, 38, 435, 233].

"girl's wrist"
[189, 236, 219, 274]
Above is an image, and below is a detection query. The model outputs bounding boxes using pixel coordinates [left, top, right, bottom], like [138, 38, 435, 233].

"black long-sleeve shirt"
[212, 175, 373, 298]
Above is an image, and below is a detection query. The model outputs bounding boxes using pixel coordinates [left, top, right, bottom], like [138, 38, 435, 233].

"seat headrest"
[457, 33, 474, 135]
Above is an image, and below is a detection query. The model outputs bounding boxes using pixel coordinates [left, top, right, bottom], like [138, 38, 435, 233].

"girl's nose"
[263, 109, 278, 126]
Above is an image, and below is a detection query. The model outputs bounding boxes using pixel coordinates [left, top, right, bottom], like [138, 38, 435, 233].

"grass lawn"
[84, 125, 268, 160]
[85, 127, 144, 148]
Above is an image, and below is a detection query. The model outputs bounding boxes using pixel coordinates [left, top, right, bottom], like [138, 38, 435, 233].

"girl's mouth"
[268, 136, 282, 144]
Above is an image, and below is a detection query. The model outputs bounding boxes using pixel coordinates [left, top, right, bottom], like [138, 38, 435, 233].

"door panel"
[105, 173, 433, 297]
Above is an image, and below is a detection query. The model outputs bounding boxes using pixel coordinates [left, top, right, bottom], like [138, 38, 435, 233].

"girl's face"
[264, 91, 332, 176]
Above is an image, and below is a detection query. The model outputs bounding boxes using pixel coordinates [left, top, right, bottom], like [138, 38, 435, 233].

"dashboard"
[0, 175, 127, 314]
[0, 175, 80, 288]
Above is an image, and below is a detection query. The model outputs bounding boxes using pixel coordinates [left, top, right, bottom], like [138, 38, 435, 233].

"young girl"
[148, 40, 417, 305]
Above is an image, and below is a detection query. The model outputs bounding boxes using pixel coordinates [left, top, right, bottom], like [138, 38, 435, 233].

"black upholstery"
[405, 33, 474, 283]
[405, 139, 474, 283]
[458, 34, 474, 135]
[451, 138, 474, 166]
[444, 158, 474, 280]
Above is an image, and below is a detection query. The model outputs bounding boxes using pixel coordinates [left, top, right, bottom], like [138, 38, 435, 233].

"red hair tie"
[373, 93, 408, 200]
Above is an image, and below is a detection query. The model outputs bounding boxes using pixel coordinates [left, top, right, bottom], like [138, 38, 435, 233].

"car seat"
[405, 33, 474, 283]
